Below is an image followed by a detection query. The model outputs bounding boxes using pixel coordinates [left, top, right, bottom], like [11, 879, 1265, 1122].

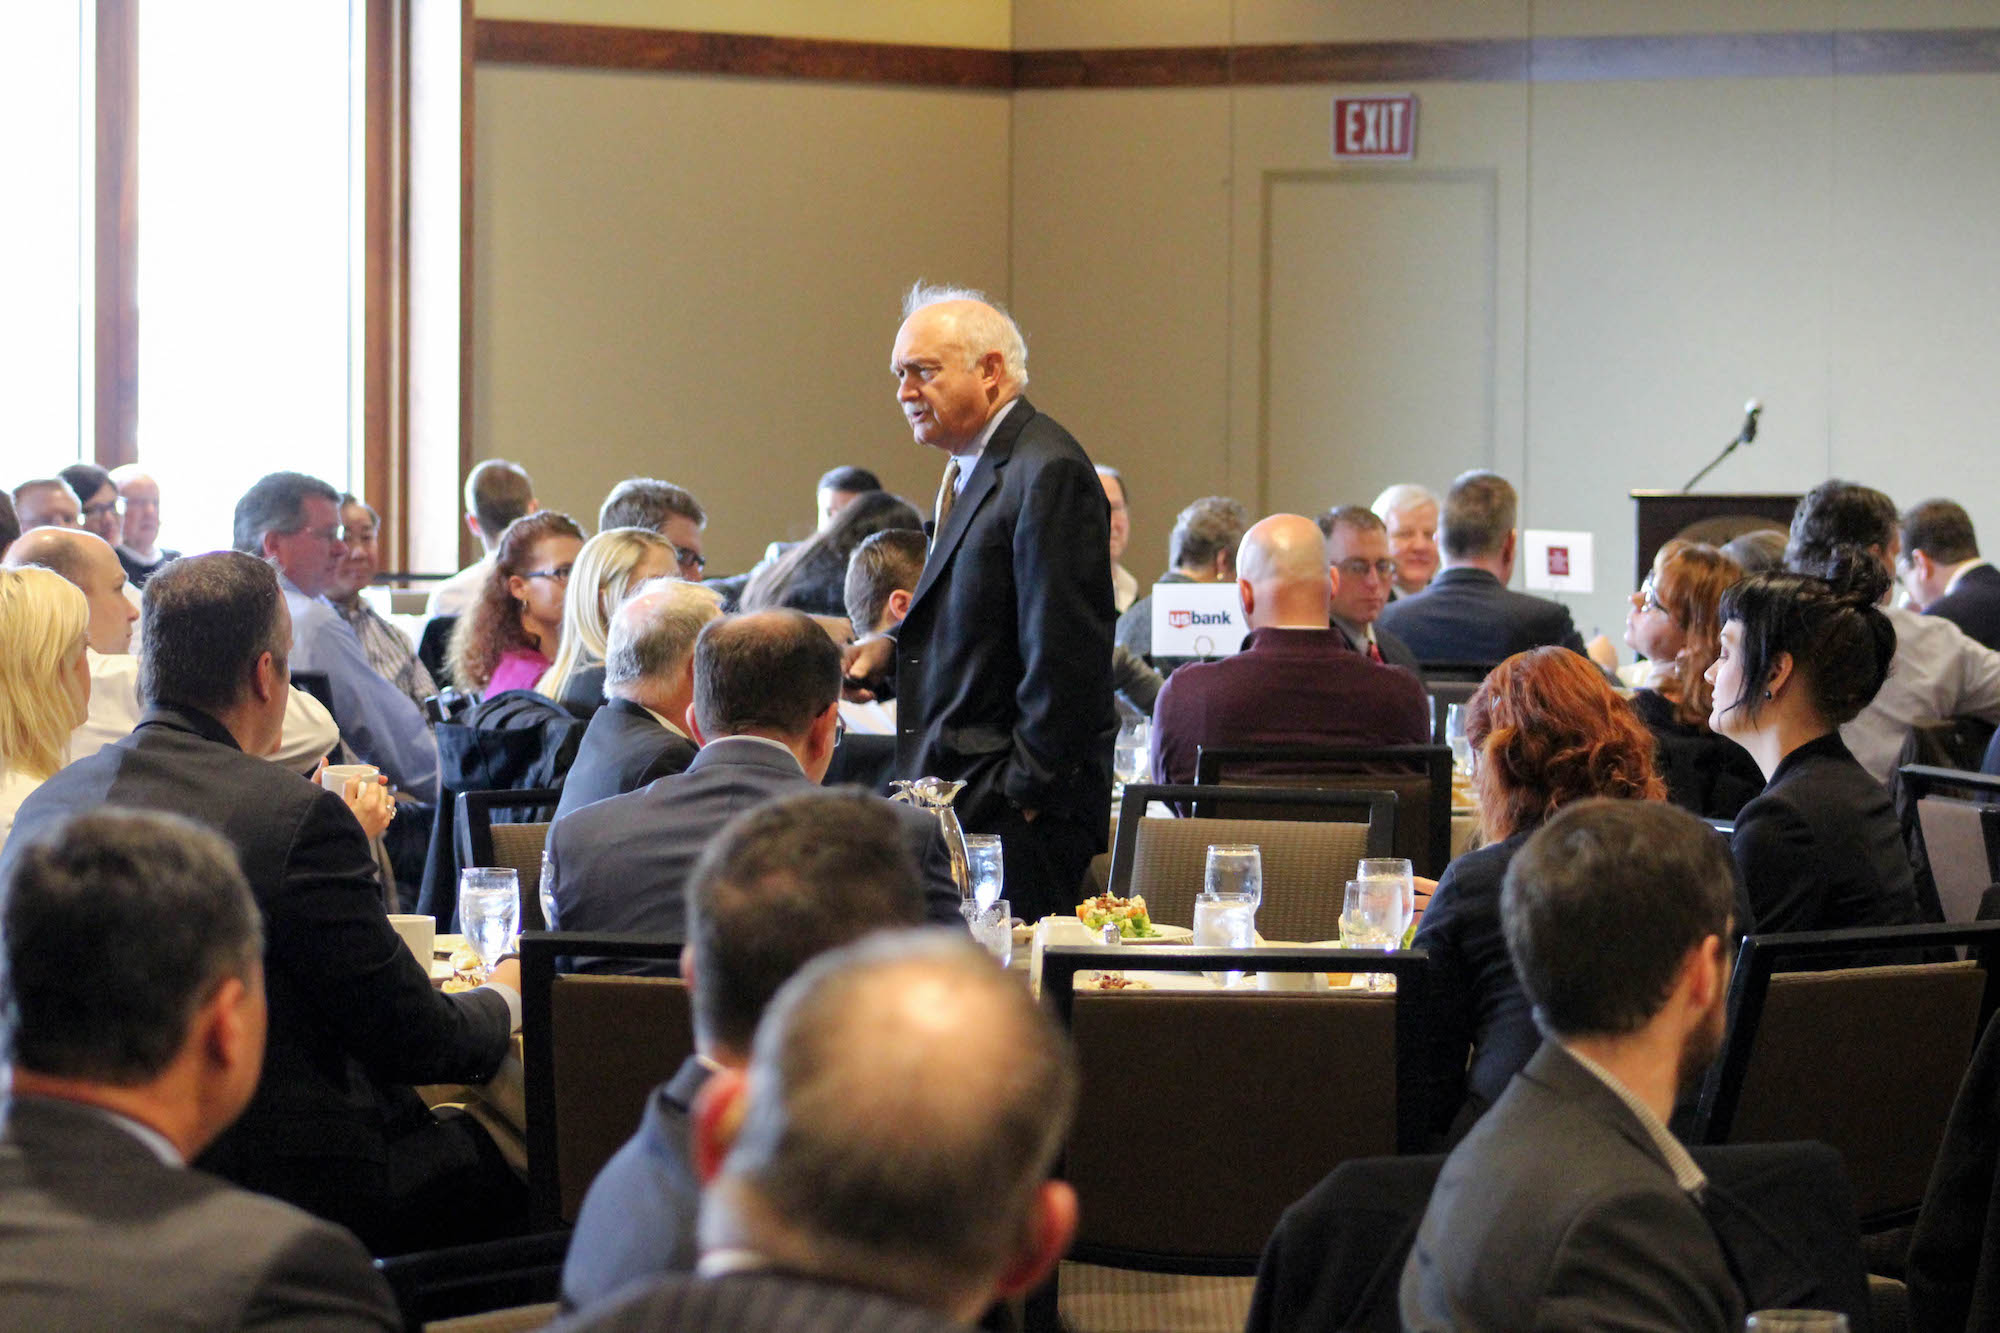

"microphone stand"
[1681, 419, 1755, 493]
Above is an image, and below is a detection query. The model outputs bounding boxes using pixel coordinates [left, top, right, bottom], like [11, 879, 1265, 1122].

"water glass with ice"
[964, 834, 1005, 914]
[1204, 844, 1262, 910]
[1113, 717, 1150, 791]
[975, 899, 1013, 969]
[1193, 889, 1257, 987]
[1357, 857, 1416, 945]
[1445, 704, 1472, 776]
[459, 868, 520, 970]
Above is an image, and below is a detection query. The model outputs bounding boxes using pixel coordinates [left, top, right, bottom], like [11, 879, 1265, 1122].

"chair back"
[1420, 677, 1484, 744]
[1694, 920, 2000, 1223]
[1197, 745, 1451, 878]
[1918, 795, 2000, 924]
[375, 1230, 569, 1331]
[1042, 945, 1432, 1275]
[418, 613, 458, 689]
[289, 669, 336, 719]
[1110, 785, 1392, 940]
[450, 788, 562, 931]
[521, 932, 695, 1229]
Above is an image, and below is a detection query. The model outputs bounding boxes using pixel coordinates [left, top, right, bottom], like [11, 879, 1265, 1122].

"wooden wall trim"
[472, 19, 2000, 89]
[93, 0, 139, 469]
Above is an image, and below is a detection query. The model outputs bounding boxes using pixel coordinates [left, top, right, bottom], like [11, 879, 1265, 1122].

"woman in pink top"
[448, 510, 585, 697]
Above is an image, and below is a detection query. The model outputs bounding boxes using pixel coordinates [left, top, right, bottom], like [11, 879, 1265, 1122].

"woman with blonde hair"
[0, 567, 92, 837]
[536, 526, 678, 713]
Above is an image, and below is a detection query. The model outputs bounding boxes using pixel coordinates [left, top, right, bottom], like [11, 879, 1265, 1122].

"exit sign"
[1332, 94, 1417, 160]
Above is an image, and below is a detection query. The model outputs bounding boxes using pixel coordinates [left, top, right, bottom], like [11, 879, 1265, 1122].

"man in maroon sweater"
[1150, 513, 1432, 784]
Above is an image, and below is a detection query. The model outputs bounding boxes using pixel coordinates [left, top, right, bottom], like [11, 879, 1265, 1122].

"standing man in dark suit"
[1319, 505, 1424, 674]
[1401, 799, 1744, 1330]
[1379, 470, 1587, 666]
[550, 610, 961, 957]
[1900, 498, 2000, 650]
[845, 284, 1116, 923]
[552, 932, 1078, 1333]
[2, 552, 523, 1256]
[554, 579, 722, 819]
[0, 809, 400, 1329]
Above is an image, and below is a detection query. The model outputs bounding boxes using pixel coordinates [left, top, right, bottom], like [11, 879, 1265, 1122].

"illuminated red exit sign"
[1332, 94, 1417, 160]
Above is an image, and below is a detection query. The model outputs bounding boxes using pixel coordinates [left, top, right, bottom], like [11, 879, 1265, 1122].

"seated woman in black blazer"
[1625, 540, 1765, 821]
[1705, 557, 1921, 935]
[1411, 646, 1666, 1143]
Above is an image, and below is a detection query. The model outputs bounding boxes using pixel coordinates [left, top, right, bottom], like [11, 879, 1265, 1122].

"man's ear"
[992, 1181, 1078, 1300]
[1686, 933, 1726, 1014]
[885, 588, 914, 626]
[255, 652, 284, 705]
[679, 942, 697, 998]
[1326, 563, 1341, 601]
[259, 531, 283, 562]
[464, 513, 484, 543]
[686, 704, 707, 746]
[690, 1067, 749, 1185]
[1236, 579, 1256, 621]
[200, 974, 260, 1079]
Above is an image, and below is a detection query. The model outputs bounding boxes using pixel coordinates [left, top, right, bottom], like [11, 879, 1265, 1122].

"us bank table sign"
[1331, 94, 1417, 161]
[1150, 582, 1249, 660]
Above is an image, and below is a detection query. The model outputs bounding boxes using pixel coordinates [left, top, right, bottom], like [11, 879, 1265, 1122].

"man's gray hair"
[901, 282, 1029, 389]
[1439, 470, 1517, 560]
[703, 930, 1077, 1307]
[1371, 482, 1440, 523]
[1169, 496, 1251, 571]
[604, 579, 724, 695]
[232, 471, 340, 555]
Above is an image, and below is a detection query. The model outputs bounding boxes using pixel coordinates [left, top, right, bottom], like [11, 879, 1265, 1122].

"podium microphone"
[1682, 398, 1763, 492]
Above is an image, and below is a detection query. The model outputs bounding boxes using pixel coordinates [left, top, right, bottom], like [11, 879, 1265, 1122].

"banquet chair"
[1031, 945, 1433, 1333]
[1195, 745, 1452, 878]
[418, 613, 458, 690]
[1421, 676, 1485, 745]
[1904, 764, 2000, 924]
[1693, 920, 2000, 1227]
[455, 789, 560, 930]
[521, 932, 695, 1230]
[1108, 784, 1393, 941]
[375, 1229, 569, 1331]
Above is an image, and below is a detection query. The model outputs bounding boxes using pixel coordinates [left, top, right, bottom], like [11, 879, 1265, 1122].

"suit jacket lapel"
[908, 398, 1030, 613]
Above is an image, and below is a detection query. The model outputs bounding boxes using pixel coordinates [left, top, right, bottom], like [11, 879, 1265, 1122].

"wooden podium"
[1630, 491, 1798, 586]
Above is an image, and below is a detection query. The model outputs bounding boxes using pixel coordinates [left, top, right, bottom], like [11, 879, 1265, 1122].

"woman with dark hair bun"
[1706, 554, 1921, 935]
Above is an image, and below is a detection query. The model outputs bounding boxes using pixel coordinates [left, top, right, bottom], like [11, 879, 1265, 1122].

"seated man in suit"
[0, 807, 399, 1329]
[1114, 494, 1249, 673]
[7, 528, 339, 771]
[554, 578, 724, 820]
[1379, 470, 1587, 665]
[4, 552, 524, 1255]
[1151, 514, 1432, 785]
[548, 609, 960, 961]
[1401, 799, 1744, 1330]
[555, 932, 1077, 1333]
[1319, 505, 1423, 674]
[838, 528, 927, 737]
[1900, 497, 2000, 651]
[561, 790, 931, 1312]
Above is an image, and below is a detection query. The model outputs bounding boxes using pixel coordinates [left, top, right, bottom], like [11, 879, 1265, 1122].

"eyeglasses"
[1634, 580, 1669, 615]
[83, 500, 124, 520]
[522, 564, 574, 583]
[1335, 557, 1398, 581]
[672, 545, 706, 573]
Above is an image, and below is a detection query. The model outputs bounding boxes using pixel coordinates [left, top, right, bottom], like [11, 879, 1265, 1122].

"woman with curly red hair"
[1411, 646, 1670, 1142]
[448, 510, 585, 697]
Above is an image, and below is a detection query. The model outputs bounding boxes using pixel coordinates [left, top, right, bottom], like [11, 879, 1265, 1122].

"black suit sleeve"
[1410, 869, 1477, 1143]
[1730, 793, 1822, 934]
[1003, 451, 1114, 813]
[269, 790, 512, 1085]
[242, 1219, 401, 1331]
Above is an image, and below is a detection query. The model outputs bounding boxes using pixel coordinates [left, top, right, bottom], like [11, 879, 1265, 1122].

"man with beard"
[1401, 799, 1744, 1331]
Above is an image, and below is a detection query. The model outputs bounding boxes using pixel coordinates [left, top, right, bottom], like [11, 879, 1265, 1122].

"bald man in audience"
[553, 931, 1077, 1333]
[12, 479, 80, 532]
[8, 528, 339, 771]
[1150, 513, 1431, 785]
[560, 791, 932, 1313]
[554, 578, 724, 821]
[109, 464, 180, 586]
[1374, 482, 1442, 600]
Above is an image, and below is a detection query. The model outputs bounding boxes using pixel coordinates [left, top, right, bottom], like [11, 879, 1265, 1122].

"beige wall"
[472, 1, 2000, 647]
[476, 0, 1010, 48]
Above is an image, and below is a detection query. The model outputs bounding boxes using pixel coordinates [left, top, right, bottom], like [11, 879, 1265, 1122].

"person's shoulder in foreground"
[552, 1270, 971, 1333]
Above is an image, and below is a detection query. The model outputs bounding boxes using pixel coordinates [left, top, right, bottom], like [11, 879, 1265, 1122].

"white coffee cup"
[320, 763, 380, 794]
[388, 914, 436, 969]
[1257, 969, 1328, 992]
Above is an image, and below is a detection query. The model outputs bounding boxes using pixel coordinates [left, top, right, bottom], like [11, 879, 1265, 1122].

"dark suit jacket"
[1732, 731, 1922, 938]
[1149, 627, 1432, 785]
[0, 1097, 399, 1331]
[1929, 563, 2000, 652]
[1632, 689, 1765, 822]
[554, 698, 698, 821]
[1400, 1043, 1746, 1331]
[894, 398, 1115, 840]
[558, 664, 609, 719]
[561, 1056, 711, 1313]
[547, 736, 962, 969]
[1910, 1004, 2000, 1330]
[1377, 566, 1587, 665]
[549, 1270, 971, 1333]
[2, 707, 514, 1243]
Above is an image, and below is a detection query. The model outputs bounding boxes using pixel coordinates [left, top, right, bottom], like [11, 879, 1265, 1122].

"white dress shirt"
[283, 575, 440, 795]
[1841, 603, 2000, 782]
[71, 649, 342, 773]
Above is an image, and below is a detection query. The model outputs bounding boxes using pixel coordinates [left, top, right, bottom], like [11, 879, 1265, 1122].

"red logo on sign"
[1332, 95, 1417, 160]
[1167, 610, 1193, 630]
[1547, 546, 1571, 578]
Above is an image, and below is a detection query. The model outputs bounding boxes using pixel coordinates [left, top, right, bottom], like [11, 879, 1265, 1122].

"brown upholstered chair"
[1108, 785, 1393, 942]
[1196, 745, 1452, 878]
[521, 932, 695, 1228]
[1694, 920, 2000, 1226]
[455, 788, 561, 929]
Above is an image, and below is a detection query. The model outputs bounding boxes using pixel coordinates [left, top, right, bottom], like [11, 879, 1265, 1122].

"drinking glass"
[1357, 857, 1416, 946]
[975, 899, 1014, 969]
[1193, 889, 1257, 987]
[1341, 878, 1405, 991]
[1204, 844, 1262, 910]
[537, 849, 558, 932]
[458, 868, 520, 970]
[1112, 717, 1151, 791]
[1745, 1313, 1850, 1332]
[964, 834, 1005, 914]
[1445, 704, 1472, 776]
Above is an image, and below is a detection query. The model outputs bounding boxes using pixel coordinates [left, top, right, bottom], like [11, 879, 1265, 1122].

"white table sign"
[1149, 581, 1248, 658]
[1521, 529, 1595, 594]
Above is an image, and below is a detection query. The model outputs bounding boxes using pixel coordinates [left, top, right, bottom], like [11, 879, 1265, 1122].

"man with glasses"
[598, 478, 709, 581]
[328, 494, 436, 710]
[234, 471, 438, 798]
[1320, 505, 1423, 676]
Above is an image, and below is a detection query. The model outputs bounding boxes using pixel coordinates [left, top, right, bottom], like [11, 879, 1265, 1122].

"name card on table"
[1150, 582, 1248, 659]
[1522, 529, 1595, 594]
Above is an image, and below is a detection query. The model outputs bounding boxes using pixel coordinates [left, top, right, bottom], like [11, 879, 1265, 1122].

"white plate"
[1109, 923, 1194, 945]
